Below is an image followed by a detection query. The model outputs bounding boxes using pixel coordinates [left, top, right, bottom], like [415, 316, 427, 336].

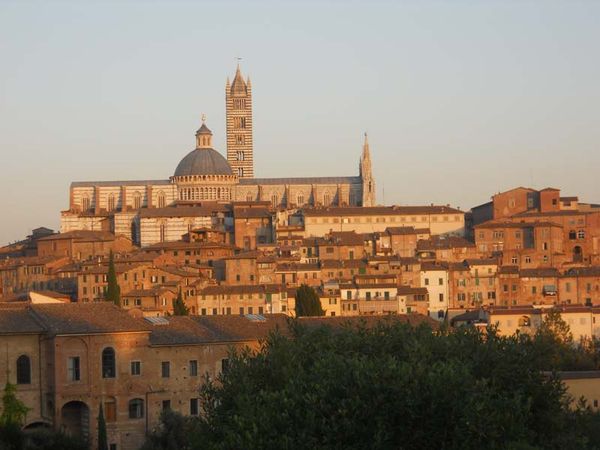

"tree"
[0, 382, 30, 450]
[140, 410, 202, 450]
[97, 403, 108, 450]
[539, 310, 573, 344]
[0, 382, 29, 427]
[191, 320, 600, 449]
[294, 284, 324, 317]
[172, 290, 189, 316]
[104, 250, 121, 306]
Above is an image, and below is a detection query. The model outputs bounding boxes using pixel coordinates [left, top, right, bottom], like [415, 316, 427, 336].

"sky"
[1, 0, 599, 245]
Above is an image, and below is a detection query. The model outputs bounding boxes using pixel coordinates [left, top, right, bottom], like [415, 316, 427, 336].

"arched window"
[133, 192, 142, 210]
[323, 193, 331, 206]
[128, 398, 144, 419]
[297, 194, 304, 206]
[518, 316, 531, 327]
[237, 167, 243, 177]
[237, 151, 244, 161]
[16, 355, 31, 384]
[271, 194, 279, 208]
[102, 347, 116, 378]
[157, 191, 166, 208]
[246, 193, 253, 202]
[107, 193, 115, 212]
[160, 224, 166, 243]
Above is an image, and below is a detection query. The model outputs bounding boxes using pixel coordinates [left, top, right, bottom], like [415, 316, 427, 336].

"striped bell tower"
[226, 64, 254, 178]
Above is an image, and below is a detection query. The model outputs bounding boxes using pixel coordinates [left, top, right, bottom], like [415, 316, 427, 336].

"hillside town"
[2, 65, 600, 450]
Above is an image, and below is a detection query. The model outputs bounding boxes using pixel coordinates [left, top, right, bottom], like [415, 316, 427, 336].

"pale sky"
[1, 0, 599, 245]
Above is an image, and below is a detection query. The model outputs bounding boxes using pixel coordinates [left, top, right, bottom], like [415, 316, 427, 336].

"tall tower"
[226, 64, 254, 178]
[360, 133, 376, 206]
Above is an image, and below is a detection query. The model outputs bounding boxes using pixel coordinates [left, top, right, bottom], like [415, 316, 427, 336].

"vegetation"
[294, 284, 324, 317]
[0, 383, 29, 428]
[141, 410, 202, 450]
[144, 318, 600, 450]
[0, 382, 86, 450]
[172, 290, 189, 316]
[104, 250, 121, 306]
[97, 403, 108, 450]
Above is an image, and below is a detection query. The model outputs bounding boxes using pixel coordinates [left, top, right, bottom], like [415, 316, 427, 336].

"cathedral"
[61, 65, 376, 244]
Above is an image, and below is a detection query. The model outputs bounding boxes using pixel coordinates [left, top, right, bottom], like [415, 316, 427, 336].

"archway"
[60, 401, 90, 442]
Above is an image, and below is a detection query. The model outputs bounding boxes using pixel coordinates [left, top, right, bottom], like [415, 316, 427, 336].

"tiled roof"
[29, 303, 151, 335]
[303, 205, 463, 217]
[139, 206, 219, 218]
[385, 226, 430, 235]
[38, 230, 118, 242]
[71, 180, 171, 187]
[519, 268, 560, 278]
[0, 308, 45, 334]
[417, 236, 475, 251]
[475, 220, 562, 229]
[198, 284, 286, 295]
[239, 176, 361, 186]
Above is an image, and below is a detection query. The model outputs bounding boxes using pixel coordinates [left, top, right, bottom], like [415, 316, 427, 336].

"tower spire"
[359, 132, 375, 207]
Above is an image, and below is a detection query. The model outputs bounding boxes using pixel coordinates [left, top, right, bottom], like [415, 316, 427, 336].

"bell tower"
[360, 133, 375, 207]
[226, 64, 254, 178]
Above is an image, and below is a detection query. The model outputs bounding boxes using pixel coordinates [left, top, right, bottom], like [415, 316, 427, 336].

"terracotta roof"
[234, 208, 272, 219]
[0, 308, 44, 334]
[519, 268, 560, 278]
[498, 265, 519, 275]
[38, 230, 118, 242]
[475, 220, 562, 229]
[396, 286, 428, 295]
[385, 226, 430, 236]
[198, 284, 286, 295]
[320, 259, 367, 269]
[240, 176, 361, 186]
[303, 205, 463, 217]
[149, 314, 291, 346]
[71, 179, 171, 187]
[417, 236, 475, 251]
[29, 303, 150, 335]
[139, 206, 220, 218]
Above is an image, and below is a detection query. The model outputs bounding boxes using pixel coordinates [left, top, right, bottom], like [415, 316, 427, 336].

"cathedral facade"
[61, 66, 376, 244]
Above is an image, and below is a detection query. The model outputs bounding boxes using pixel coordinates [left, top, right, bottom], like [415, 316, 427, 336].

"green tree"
[140, 410, 202, 450]
[97, 403, 108, 450]
[191, 320, 599, 449]
[539, 310, 573, 344]
[104, 250, 121, 306]
[0, 382, 30, 427]
[172, 290, 189, 316]
[294, 284, 324, 317]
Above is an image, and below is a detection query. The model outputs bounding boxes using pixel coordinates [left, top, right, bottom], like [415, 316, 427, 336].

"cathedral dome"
[173, 119, 233, 177]
[174, 148, 233, 177]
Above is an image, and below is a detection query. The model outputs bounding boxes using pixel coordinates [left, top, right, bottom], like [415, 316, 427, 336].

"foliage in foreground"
[294, 284, 325, 317]
[158, 319, 600, 450]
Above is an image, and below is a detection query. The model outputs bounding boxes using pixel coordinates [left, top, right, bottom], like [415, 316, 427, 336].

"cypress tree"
[294, 284, 325, 317]
[97, 403, 108, 450]
[104, 250, 121, 306]
[172, 290, 189, 316]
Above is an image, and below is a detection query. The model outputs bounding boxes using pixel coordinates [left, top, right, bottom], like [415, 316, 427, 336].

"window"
[131, 361, 141, 376]
[438, 278, 443, 286]
[104, 399, 117, 423]
[424, 278, 429, 286]
[68, 357, 81, 381]
[161, 361, 170, 378]
[162, 400, 171, 411]
[16, 355, 31, 384]
[190, 398, 199, 416]
[157, 191, 166, 208]
[578, 230, 585, 239]
[129, 399, 144, 419]
[297, 194, 304, 206]
[569, 230, 577, 240]
[107, 193, 115, 212]
[221, 358, 230, 374]
[189, 360, 198, 377]
[525, 256, 531, 264]
[439, 293, 444, 302]
[236, 151, 245, 161]
[511, 257, 518, 264]
[102, 347, 116, 378]
[133, 192, 142, 210]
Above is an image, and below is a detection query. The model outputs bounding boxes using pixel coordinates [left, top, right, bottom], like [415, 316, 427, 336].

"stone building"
[61, 65, 376, 246]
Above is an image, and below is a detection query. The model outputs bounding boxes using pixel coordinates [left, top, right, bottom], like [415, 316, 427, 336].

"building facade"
[61, 66, 376, 245]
